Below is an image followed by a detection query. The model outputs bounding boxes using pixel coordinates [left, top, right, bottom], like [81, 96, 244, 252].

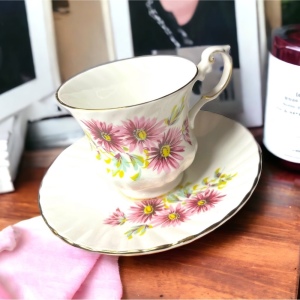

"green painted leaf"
[116, 160, 121, 168]
[130, 170, 141, 181]
[112, 170, 119, 177]
[105, 158, 112, 164]
[132, 155, 144, 165]
[165, 97, 185, 125]
[165, 194, 181, 203]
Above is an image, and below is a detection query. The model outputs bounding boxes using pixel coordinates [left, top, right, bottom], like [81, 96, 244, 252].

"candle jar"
[263, 24, 300, 171]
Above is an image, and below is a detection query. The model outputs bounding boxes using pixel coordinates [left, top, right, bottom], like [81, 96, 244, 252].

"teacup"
[56, 45, 232, 199]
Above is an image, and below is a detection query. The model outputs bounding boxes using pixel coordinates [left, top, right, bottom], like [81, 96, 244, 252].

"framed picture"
[0, 0, 60, 122]
[107, 0, 266, 128]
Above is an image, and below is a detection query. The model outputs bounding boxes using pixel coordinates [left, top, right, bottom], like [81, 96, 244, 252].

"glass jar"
[263, 24, 300, 171]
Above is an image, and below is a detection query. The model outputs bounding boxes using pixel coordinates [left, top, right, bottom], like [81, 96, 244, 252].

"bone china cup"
[56, 45, 232, 199]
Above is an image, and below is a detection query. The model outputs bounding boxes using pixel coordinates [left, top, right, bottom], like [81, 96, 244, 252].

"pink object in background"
[0, 216, 122, 299]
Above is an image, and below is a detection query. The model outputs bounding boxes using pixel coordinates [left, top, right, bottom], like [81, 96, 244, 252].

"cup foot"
[119, 173, 184, 200]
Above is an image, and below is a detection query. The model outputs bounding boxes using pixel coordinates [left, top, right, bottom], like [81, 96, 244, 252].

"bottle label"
[264, 53, 300, 163]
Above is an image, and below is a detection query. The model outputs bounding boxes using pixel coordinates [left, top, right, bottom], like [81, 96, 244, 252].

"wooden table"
[1, 129, 300, 299]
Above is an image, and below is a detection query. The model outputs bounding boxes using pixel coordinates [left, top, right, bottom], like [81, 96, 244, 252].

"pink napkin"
[0, 216, 122, 299]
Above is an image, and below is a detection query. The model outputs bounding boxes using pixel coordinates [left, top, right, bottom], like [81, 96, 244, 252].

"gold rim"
[38, 143, 262, 256]
[56, 55, 198, 112]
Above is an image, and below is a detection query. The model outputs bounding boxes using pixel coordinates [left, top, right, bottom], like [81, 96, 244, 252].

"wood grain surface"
[1, 130, 299, 299]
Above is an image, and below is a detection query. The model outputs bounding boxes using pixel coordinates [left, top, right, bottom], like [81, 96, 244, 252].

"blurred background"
[0, 0, 300, 192]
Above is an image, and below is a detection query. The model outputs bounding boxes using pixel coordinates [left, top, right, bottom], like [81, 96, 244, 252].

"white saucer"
[39, 111, 262, 256]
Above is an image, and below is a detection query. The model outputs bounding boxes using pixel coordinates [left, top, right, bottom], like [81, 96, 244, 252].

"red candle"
[264, 25, 300, 171]
[272, 25, 300, 66]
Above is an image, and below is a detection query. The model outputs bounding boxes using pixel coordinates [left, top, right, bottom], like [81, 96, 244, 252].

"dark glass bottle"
[263, 25, 300, 171]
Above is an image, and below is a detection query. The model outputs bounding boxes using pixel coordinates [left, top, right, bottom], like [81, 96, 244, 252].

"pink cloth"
[0, 216, 122, 299]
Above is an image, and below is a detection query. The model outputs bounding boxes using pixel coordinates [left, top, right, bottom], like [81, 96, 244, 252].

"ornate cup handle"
[189, 45, 233, 129]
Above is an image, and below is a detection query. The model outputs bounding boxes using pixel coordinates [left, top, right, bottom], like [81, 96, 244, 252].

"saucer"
[39, 111, 262, 256]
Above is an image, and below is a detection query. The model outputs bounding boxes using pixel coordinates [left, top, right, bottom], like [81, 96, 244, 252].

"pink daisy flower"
[182, 117, 192, 145]
[148, 128, 185, 173]
[128, 198, 164, 223]
[119, 117, 165, 152]
[82, 119, 123, 153]
[185, 189, 225, 213]
[104, 208, 126, 226]
[153, 204, 191, 227]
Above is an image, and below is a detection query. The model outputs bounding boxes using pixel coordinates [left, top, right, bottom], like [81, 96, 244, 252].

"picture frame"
[107, 0, 266, 128]
[0, 0, 60, 122]
[0, 0, 61, 192]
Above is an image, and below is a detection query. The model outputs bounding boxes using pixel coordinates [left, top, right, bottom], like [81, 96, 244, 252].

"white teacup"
[56, 45, 232, 199]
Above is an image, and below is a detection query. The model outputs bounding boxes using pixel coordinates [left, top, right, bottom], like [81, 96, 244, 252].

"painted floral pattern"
[148, 128, 185, 173]
[82, 97, 190, 180]
[104, 168, 237, 239]
[152, 204, 191, 227]
[82, 120, 124, 153]
[127, 198, 164, 223]
[185, 189, 225, 213]
[118, 117, 165, 153]
[182, 117, 192, 145]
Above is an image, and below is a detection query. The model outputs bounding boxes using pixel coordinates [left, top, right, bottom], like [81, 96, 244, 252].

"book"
[0, 117, 14, 151]
[0, 111, 28, 193]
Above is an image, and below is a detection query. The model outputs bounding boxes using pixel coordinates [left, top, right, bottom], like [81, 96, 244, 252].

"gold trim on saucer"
[39, 145, 261, 255]
[38, 111, 262, 256]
